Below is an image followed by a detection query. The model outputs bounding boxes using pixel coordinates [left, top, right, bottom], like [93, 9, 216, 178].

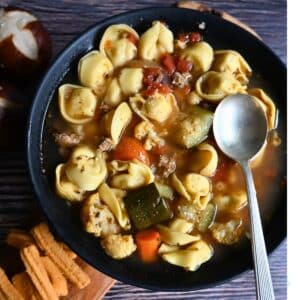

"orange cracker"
[20, 245, 58, 300]
[31, 223, 90, 289]
[12, 272, 41, 300]
[59, 242, 77, 260]
[6, 229, 34, 249]
[41, 256, 68, 297]
[0, 267, 24, 300]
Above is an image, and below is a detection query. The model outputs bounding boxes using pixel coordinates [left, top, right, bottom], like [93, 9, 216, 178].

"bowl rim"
[27, 6, 287, 291]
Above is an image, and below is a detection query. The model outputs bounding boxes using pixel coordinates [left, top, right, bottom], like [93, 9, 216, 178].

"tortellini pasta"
[171, 173, 211, 209]
[58, 84, 97, 124]
[189, 143, 218, 176]
[139, 21, 174, 60]
[55, 164, 85, 202]
[212, 50, 252, 84]
[109, 159, 154, 190]
[196, 71, 246, 102]
[129, 93, 176, 123]
[65, 145, 107, 191]
[169, 218, 193, 233]
[160, 240, 213, 271]
[99, 24, 139, 67]
[180, 41, 213, 74]
[157, 224, 200, 246]
[78, 50, 113, 95]
[98, 183, 130, 230]
[248, 88, 276, 130]
[102, 78, 123, 107]
[103, 102, 133, 145]
[102, 68, 143, 107]
[118, 68, 143, 95]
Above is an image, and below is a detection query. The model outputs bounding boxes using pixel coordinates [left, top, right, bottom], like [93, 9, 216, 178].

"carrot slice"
[135, 229, 161, 263]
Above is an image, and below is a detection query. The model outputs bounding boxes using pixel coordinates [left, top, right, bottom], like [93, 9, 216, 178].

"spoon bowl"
[213, 94, 274, 300]
[213, 94, 268, 162]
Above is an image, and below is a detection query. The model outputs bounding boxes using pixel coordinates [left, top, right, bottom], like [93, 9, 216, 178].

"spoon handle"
[240, 161, 275, 300]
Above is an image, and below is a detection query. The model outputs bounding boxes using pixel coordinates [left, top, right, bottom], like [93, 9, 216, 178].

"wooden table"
[0, 0, 286, 299]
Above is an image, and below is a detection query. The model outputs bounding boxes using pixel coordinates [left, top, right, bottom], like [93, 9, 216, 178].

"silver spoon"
[213, 94, 274, 300]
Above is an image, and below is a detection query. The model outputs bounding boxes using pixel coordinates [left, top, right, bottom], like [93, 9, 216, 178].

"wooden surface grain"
[0, 0, 286, 299]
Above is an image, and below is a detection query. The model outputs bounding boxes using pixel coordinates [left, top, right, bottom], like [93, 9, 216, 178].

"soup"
[50, 21, 281, 271]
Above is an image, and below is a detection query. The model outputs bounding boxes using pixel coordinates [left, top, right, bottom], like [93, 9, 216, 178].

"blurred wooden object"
[177, 1, 261, 39]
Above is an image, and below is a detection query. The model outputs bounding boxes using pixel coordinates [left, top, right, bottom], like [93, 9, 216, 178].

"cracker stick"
[20, 245, 58, 300]
[0, 267, 24, 300]
[32, 223, 90, 289]
[6, 229, 34, 249]
[12, 272, 41, 300]
[41, 256, 68, 297]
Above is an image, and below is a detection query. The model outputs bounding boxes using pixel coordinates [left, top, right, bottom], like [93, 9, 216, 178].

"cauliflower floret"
[211, 219, 243, 245]
[81, 193, 120, 237]
[134, 121, 165, 151]
[101, 234, 137, 259]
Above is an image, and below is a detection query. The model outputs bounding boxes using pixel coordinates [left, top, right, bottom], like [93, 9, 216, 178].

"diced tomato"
[143, 67, 162, 86]
[176, 58, 193, 73]
[113, 137, 150, 165]
[143, 82, 172, 97]
[189, 32, 201, 43]
[158, 83, 172, 95]
[161, 54, 176, 74]
[126, 32, 138, 46]
[143, 86, 157, 97]
[178, 33, 189, 42]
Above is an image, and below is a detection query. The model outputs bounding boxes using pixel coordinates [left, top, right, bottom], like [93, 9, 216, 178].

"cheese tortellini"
[212, 50, 252, 84]
[157, 224, 200, 246]
[195, 71, 246, 102]
[129, 93, 176, 123]
[78, 50, 113, 96]
[58, 84, 97, 124]
[98, 183, 130, 230]
[65, 145, 107, 191]
[180, 41, 213, 74]
[119, 68, 144, 95]
[189, 143, 218, 176]
[248, 88, 276, 130]
[139, 21, 174, 60]
[99, 24, 139, 67]
[160, 240, 213, 271]
[109, 159, 154, 190]
[171, 173, 211, 209]
[103, 102, 133, 145]
[102, 68, 143, 107]
[55, 164, 85, 202]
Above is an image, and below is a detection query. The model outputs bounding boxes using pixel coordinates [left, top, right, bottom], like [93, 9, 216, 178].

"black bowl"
[27, 7, 286, 291]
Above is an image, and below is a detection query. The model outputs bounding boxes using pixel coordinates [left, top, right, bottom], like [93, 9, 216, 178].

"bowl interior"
[27, 7, 287, 291]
